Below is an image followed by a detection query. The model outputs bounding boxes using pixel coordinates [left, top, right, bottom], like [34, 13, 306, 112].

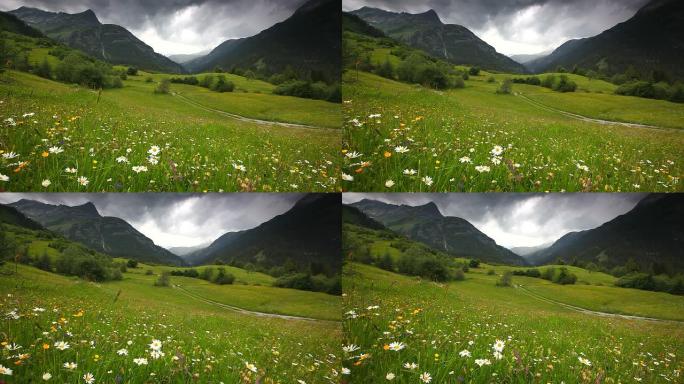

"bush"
[145, 269, 154, 275]
[154, 272, 170, 287]
[213, 267, 235, 285]
[553, 267, 577, 285]
[553, 75, 577, 92]
[35, 58, 51, 79]
[212, 75, 234, 92]
[375, 59, 394, 79]
[154, 79, 171, 94]
[496, 78, 513, 94]
[145, 76, 153, 83]
[541, 267, 556, 281]
[200, 267, 214, 281]
[487, 76, 496, 83]
[468, 259, 480, 268]
[273, 80, 338, 101]
[541, 74, 556, 88]
[126, 259, 138, 268]
[451, 76, 465, 88]
[453, 268, 465, 281]
[496, 271, 513, 287]
[468, 66, 480, 76]
[126, 67, 138, 76]
[487, 269, 496, 275]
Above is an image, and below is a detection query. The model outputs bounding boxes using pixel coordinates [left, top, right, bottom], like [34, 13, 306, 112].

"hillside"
[527, 0, 684, 79]
[8, 199, 184, 265]
[185, 0, 340, 83]
[0, 11, 43, 37]
[529, 194, 684, 272]
[350, 199, 527, 265]
[9, 6, 183, 73]
[188, 194, 341, 274]
[0, 204, 43, 230]
[350, 7, 526, 73]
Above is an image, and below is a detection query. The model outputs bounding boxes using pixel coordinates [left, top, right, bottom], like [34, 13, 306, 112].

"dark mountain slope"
[188, 194, 341, 275]
[527, 0, 684, 79]
[530, 194, 684, 272]
[0, 11, 43, 37]
[9, 6, 182, 73]
[9, 200, 184, 265]
[342, 205, 385, 230]
[186, 0, 340, 82]
[0, 204, 43, 230]
[350, 7, 526, 73]
[351, 199, 527, 265]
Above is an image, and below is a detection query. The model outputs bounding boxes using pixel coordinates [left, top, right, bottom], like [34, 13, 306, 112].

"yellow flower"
[42, 152, 49, 158]
[42, 343, 50, 350]
[384, 151, 392, 158]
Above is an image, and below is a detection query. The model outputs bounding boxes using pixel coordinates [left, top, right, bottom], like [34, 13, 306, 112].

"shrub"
[541, 74, 556, 88]
[154, 272, 171, 287]
[469, 259, 480, 268]
[496, 78, 513, 94]
[541, 267, 556, 281]
[200, 267, 214, 281]
[487, 269, 496, 275]
[453, 268, 465, 281]
[553, 75, 577, 92]
[145, 76, 153, 83]
[468, 66, 480, 76]
[487, 76, 496, 83]
[154, 79, 171, 94]
[126, 259, 138, 268]
[375, 59, 394, 79]
[145, 269, 154, 275]
[212, 75, 234, 92]
[126, 66, 138, 76]
[451, 76, 465, 88]
[213, 267, 235, 285]
[496, 271, 513, 287]
[553, 267, 577, 285]
[35, 58, 51, 79]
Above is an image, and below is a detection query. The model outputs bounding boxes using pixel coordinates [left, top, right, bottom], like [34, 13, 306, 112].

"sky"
[343, 193, 646, 248]
[0, 0, 306, 55]
[343, 0, 651, 55]
[0, 193, 304, 248]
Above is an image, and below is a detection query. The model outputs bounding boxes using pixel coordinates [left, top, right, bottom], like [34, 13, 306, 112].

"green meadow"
[0, 261, 342, 382]
[0, 68, 341, 192]
[341, 70, 684, 192]
[342, 262, 684, 383]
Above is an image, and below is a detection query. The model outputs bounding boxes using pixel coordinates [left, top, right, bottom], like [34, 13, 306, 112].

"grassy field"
[0, 69, 341, 192]
[342, 71, 683, 192]
[342, 263, 684, 383]
[0, 263, 342, 382]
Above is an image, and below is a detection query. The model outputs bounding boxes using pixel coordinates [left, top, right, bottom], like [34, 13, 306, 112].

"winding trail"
[172, 284, 339, 323]
[515, 284, 684, 323]
[516, 93, 680, 132]
[173, 92, 337, 132]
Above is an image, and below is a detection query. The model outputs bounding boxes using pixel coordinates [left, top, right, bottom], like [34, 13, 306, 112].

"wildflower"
[345, 151, 363, 159]
[245, 362, 257, 373]
[459, 156, 472, 163]
[342, 173, 354, 181]
[491, 157, 501, 165]
[65, 167, 77, 173]
[475, 359, 491, 367]
[384, 151, 392, 158]
[48, 146, 64, 154]
[394, 146, 410, 153]
[459, 349, 471, 357]
[150, 350, 164, 359]
[232, 163, 246, 172]
[343, 345, 360, 353]
[22, 112, 35, 117]
[148, 145, 161, 156]
[148, 156, 159, 165]
[116, 349, 128, 356]
[385, 180, 395, 188]
[475, 165, 491, 173]
[387, 342, 405, 351]
[42, 372, 52, 380]
[419, 372, 432, 383]
[578, 356, 591, 366]
[492, 339, 505, 352]
[0, 365, 11, 375]
[422, 176, 433, 187]
[77, 176, 89, 186]
[4, 117, 16, 126]
[403, 169, 417, 175]
[403, 362, 418, 370]
[133, 357, 148, 365]
[54, 341, 70, 351]
[386, 372, 395, 380]
[63, 362, 77, 370]
[149, 339, 163, 351]
[369, 113, 381, 118]
[42, 179, 51, 187]
[2, 152, 18, 159]
[0, 174, 8, 182]
[576, 163, 590, 172]
[491, 145, 504, 156]
[83, 372, 95, 384]
[116, 156, 129, 163]
[493, 351, 503, 360]
[132, 165, 148, 173]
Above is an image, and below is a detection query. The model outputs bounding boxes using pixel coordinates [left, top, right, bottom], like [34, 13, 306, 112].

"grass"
[343, 262, 684, 383]
[1, 70, 341, 192]
[0, 263, 342, 382]
[342, 71, 683, 192]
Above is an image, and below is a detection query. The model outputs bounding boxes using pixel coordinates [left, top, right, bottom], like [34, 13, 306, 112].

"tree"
[126, 66, 138, 76]
[496, 271, 513, 287]
[154, 79, 171, 94]
[154, 271, 171, 287]
[496, 78, 513, 94]
[375, 59, 394, 79]
[468, 259, 480, 268]
[200, 267, 214, 281]
[34, 251, 52, 271]
[213, 267, 235, 285]
[468, 66, 480, 76]
[126, 259, 138, 268]
[0, 231, 16, 265]
[377, 252, 394, 271]
[35, 58, 52, 79]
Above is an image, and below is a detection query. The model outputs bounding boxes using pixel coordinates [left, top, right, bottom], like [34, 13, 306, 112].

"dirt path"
[515, 285, 684, 323]
[173, 92, 336, 132]
[173, 284, 338, 323]
[516, 93, 680, 132]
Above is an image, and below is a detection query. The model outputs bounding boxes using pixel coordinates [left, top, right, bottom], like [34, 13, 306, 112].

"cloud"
[343, 0, 649, 55]
[343, 193, 646, 248]
[0, 193, 304, 248]
[0, 0, 307, 55]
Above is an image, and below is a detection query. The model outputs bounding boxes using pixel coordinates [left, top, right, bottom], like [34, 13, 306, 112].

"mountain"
[8, 200, 184, 265]
[9, 6, 183, 73]
[529, 194, 684, 272]
[510, 51, 551, 65]
[342, 205, 385, 230]
[351, 199, 527, 265]
[185, 0, 340, 83]
[527, 0, 684, 79]
[0, 204, 43, 230]
[350, 7, 526, 73]
[167, 52, 208, 65]
[342, 12, 385, 38]
[167, 244, 209, 257]
[187, 194, 341, 275]
[510, 242, 553, 257]
[0, 11, 43, 37]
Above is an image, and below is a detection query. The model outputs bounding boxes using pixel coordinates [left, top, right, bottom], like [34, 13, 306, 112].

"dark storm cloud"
[343, 0, 650, 55]
[0, 0, 306, 55]
[343, 193, 646, 248]
[0, 193, 303, 247]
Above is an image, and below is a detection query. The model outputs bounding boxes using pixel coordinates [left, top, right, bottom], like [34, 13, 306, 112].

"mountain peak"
[72, 202, 99, 216]
[415, 9, 441, 24]
[413, 201, 442, 217]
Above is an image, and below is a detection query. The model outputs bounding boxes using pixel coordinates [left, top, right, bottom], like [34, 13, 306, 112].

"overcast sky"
[343, 0, 650, 55]
[0, 193, 303, 248]
[343, 193, 646, 248]
[0, 0, 306, 55]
